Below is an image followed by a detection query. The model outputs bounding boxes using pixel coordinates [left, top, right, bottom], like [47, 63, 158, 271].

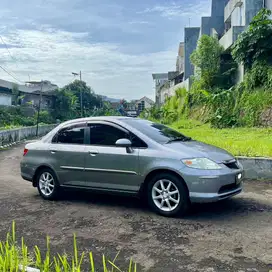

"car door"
[49, 122, 87, 187]
[84, 122, 142, 193]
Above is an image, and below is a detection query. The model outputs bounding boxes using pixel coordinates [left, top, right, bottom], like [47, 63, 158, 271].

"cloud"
[139, 0, 210, 20]
[0, 0, 211, 100]
[0, 27, 176, 99]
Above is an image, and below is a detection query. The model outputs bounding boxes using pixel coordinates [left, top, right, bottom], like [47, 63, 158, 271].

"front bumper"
[180, 165, 244, 203]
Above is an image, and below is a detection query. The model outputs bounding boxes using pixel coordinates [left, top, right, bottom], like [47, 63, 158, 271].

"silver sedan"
[21, 117, 243, 217]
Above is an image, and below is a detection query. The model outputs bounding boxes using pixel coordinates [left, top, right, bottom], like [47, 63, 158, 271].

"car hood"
[164, 140, 234, 163]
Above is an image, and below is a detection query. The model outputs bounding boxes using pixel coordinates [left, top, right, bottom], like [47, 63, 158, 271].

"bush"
[1, 222, 137, 272]
[35, 110, 54, 124]
[236, 88, 272, 126]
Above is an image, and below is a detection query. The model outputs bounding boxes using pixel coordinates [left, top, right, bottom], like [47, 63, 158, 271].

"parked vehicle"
[21, 117, 244, 217]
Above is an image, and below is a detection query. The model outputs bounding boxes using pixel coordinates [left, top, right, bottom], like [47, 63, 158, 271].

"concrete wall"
[232, 3, 245, 26]
[245, 0, 264, 26]
[168, 79, 191, 96]
[265, 0, 272, 10]
[201, 17, 212, 36]
[0, 124, 56, 147]
[184, 27, 200, 80]
[238, 157, 272, 180]
[211, 0, 227, 35]
[0, 94, 12, 106]
[219, 25, 245, 49]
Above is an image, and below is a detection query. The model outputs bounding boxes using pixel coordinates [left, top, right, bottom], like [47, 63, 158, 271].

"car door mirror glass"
[115, 138, 132, 147]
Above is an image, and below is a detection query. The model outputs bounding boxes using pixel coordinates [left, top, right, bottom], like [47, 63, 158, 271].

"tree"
[11, 84, 20, 105]
[55, 80, 102, 119]
[54, 88, 78, 120]
[232, 8, 272, 69]
[190, 35, 224, 89]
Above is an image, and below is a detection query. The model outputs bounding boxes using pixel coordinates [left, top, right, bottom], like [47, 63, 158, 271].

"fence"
[0, 124, 56, 148]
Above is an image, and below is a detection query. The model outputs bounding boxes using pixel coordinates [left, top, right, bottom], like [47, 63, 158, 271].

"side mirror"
[115, 138, 132, 148]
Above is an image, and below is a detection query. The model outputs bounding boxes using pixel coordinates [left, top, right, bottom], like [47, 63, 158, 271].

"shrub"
[236, 88, 272, 127]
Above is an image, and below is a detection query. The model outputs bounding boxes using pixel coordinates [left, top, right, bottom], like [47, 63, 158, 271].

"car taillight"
[23, 148, 29, 156]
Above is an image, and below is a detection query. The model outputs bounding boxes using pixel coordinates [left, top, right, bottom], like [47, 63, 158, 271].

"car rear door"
[49, 122, 87, 187]
[83, 122, 142, 193]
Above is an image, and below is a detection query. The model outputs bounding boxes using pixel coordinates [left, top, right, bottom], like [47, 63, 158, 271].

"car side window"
[89, 124, 128, 146]
[89, 123, 148, 148]
[130, 133, 148, 148]
[52, 125, 86, 145]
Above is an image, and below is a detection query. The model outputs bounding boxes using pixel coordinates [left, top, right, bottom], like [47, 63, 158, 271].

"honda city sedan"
[21, 117, 243, 217]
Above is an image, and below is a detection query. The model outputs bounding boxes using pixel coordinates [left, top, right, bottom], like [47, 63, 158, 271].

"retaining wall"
[237, 157, 272, 180]
[0, 125, 55, 148]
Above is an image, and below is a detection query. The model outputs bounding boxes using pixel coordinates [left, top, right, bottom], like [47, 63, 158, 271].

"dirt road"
[0, 144, 271, 271]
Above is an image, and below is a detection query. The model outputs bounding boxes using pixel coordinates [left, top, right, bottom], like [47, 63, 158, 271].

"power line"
[0, 36, 19, 68]
[0, 65, 24, 83]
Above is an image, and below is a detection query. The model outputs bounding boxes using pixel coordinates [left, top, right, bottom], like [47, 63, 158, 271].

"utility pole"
[80, 71, 83, 117]
[72, 71, 83, 117]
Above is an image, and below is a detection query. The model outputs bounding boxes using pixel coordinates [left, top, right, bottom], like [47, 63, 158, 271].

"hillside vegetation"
[144, 9, 272, 132]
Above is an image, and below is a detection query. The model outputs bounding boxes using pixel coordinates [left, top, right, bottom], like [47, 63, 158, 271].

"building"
[153, 0, 272, 105]
[152, 73, 169, 105]
[176, 42, 185, 74]
[0, 79, 58, 109]
[136, 96, 154, 113]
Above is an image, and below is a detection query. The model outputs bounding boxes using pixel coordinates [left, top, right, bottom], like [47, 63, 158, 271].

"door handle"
[88, 151, 99, 156]
[50, 150, 57, 154]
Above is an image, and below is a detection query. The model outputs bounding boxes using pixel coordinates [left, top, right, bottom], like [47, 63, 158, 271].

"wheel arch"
[140, 168, 189, 196]
[32, 164, 59, 187]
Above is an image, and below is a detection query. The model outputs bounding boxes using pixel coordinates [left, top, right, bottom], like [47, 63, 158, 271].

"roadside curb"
[237, 156, 272, 180]
[19, 265, 40, 272]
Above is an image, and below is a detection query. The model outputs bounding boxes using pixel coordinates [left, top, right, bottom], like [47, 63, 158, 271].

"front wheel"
[37, 169, 59, 200]
[147, 173, 189, 217]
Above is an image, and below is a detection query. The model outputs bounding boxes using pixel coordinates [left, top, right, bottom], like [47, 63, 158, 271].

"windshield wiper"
[166, 137, 192, 144]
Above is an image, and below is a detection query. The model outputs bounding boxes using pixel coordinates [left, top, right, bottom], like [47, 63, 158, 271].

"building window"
[138, 101, 145, 112]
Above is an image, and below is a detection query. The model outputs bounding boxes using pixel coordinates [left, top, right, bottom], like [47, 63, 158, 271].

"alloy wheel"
[39, 172, 55, 196]
[152, 179, 180, 212]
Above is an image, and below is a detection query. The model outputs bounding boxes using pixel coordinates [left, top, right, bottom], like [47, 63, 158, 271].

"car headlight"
[181, 158, 222, 170]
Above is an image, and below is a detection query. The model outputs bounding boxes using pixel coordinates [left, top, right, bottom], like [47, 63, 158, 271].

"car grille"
[223, 159, 239, 169]
[218, 183, 240, 194]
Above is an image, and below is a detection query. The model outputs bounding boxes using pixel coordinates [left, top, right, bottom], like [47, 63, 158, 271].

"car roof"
[61, 116, 134, 126]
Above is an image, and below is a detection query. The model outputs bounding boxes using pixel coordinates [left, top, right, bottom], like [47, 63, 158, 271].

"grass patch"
[170, 119, 272, 157]
[0, 222, 137, 272]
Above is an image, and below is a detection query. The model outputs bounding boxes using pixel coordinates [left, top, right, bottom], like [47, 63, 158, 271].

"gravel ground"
[0, 144, 271, 272]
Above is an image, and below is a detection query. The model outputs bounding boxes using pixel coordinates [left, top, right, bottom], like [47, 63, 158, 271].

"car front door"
[84, 122, 142, 193]
[49, 122, 87, 187]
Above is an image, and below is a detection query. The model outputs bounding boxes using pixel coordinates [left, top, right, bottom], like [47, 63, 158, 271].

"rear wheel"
[147, 173, 189, 217]
[37, 168, 59, 200]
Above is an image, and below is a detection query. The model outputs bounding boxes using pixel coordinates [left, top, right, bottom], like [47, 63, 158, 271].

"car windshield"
[122, 119, 191, 144]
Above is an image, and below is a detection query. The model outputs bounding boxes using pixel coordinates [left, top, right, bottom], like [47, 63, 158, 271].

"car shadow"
[33, 188, 272, 221]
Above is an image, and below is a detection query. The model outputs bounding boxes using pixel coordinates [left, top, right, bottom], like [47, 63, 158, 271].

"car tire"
[147, 173, 189, 217]
[36, 168, 59, 200]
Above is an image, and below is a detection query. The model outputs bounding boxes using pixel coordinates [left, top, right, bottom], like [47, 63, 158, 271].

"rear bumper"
[20, 161, 34, 183]
[21, 173, 33, 182]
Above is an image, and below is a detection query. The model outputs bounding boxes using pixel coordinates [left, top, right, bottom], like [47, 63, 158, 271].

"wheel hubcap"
[39, 172, 55, 196]
[152, 179, 180, 212]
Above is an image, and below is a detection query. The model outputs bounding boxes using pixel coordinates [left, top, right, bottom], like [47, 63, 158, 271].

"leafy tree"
[190, 35, 224, 89]
[54, 80, 102, 120]
[11, 84, 20, 105]
[54, 87, 78, 120]
[232, 8, 272, 69]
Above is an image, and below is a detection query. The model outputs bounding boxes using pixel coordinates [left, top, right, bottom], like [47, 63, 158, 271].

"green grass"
[0, 222, 137, 272]
[170, 119, 272, 157]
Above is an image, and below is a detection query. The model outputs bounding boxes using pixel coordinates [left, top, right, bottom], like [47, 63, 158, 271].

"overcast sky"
[0, 0, 210, 100]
